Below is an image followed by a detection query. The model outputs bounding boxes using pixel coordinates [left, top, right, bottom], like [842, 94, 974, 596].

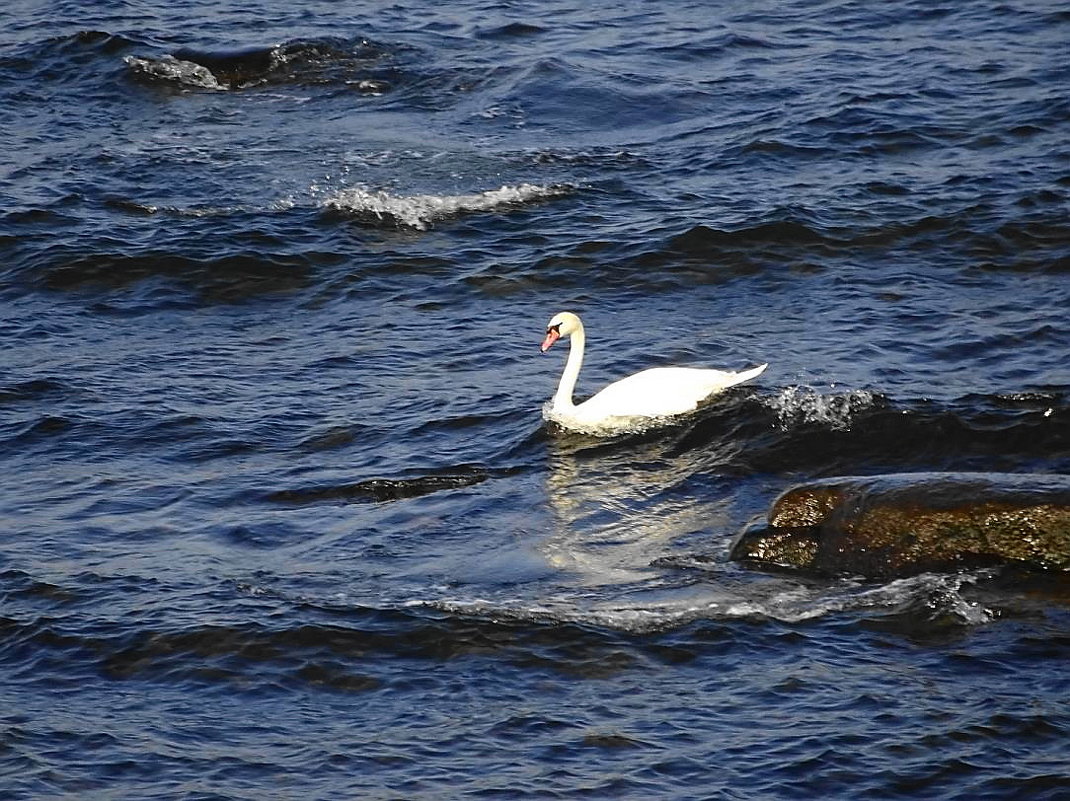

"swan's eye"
[548, 323, 561, 334]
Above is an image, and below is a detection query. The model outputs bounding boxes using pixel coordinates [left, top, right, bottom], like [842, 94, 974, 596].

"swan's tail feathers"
[733, 362, 768, 386]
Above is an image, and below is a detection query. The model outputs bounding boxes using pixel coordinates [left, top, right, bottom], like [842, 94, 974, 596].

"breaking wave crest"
[321, 183, 570, 229]
[123, 54, 226, 90]
[122, 37, 392, 92]
[421, 571, 995, 634]
[765, 385, 884, 431]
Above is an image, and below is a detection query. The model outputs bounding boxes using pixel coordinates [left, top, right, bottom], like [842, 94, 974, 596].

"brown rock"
[730, 473, 1070, 578]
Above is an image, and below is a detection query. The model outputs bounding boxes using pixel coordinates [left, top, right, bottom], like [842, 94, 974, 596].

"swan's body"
[540, 311, 767, 434]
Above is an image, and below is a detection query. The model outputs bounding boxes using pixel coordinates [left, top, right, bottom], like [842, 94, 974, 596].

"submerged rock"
[730, 473, 1070, 578]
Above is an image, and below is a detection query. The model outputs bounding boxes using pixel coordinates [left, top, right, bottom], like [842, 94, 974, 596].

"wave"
[0, 378, 67, 404]
[677, 219, 832, 249]
[122, 37, 394, 93]
[103, 197, 296, 217]
[32, 251, 314, 299]
[320, 183, 571, 230]
[755, 389, 1067, 475]
[123, 54, 227, 91]
[614, 203, 1070, 280]
[266, 469, 488, 505]
[0, 30, 143, 84]
[0, 563, 1039, 697]
[764, 385, 885, 431]
[422, 571, 997, 633]
[598, 386, 1070, 480]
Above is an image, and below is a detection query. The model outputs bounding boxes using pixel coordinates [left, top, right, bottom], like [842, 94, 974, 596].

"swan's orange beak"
[540, 328, 560, 353]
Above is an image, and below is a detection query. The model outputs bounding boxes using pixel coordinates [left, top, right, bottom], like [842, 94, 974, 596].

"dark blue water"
[2, 1, 1069, 798]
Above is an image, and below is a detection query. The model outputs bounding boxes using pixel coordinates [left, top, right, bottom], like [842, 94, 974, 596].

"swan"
[540, 311, 767, 433]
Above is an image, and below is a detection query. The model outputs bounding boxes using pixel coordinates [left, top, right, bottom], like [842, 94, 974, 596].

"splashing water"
[766, 385, 883, 431]
[320, 183, 570, 229]
[123, 55, 227, 90]
[419, 570, 995, 634]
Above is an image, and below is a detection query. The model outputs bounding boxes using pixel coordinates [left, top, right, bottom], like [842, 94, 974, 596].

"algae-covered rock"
[730, 473, 1070, 578]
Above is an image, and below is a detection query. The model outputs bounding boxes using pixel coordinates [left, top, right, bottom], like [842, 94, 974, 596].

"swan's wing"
[576, 364, 767, 420]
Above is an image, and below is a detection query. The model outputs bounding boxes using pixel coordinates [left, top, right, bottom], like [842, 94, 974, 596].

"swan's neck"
[553, 324, 585, 412]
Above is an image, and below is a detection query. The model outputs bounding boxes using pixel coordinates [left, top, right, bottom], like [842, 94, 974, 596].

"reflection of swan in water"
[540, 311, 767, 435]
[541, 435, 734, 586]
[538, 443, 853, 630]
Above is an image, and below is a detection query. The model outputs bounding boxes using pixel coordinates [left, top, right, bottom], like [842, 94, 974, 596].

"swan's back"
[573, 364, 767, 422]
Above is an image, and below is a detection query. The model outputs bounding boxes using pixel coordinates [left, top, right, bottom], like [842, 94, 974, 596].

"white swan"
[540, 311, 767, 434]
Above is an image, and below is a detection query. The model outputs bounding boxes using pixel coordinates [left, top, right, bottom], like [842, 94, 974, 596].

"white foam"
[765, 385, 882, 431]
[123, 55, 227, 91]
[320, 183, 568, 230]
[419, 570, 995, 633]
[752, 572, 994, 625]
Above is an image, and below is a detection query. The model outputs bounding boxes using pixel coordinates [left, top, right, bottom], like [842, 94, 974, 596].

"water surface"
[2, 1, 1068, 798]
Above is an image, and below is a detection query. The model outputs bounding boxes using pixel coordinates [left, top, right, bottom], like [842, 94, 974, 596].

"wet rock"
[730, 473, 1070, 578]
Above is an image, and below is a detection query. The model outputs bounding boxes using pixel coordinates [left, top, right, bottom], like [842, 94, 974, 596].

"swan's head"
[540, 311, 582, 353]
